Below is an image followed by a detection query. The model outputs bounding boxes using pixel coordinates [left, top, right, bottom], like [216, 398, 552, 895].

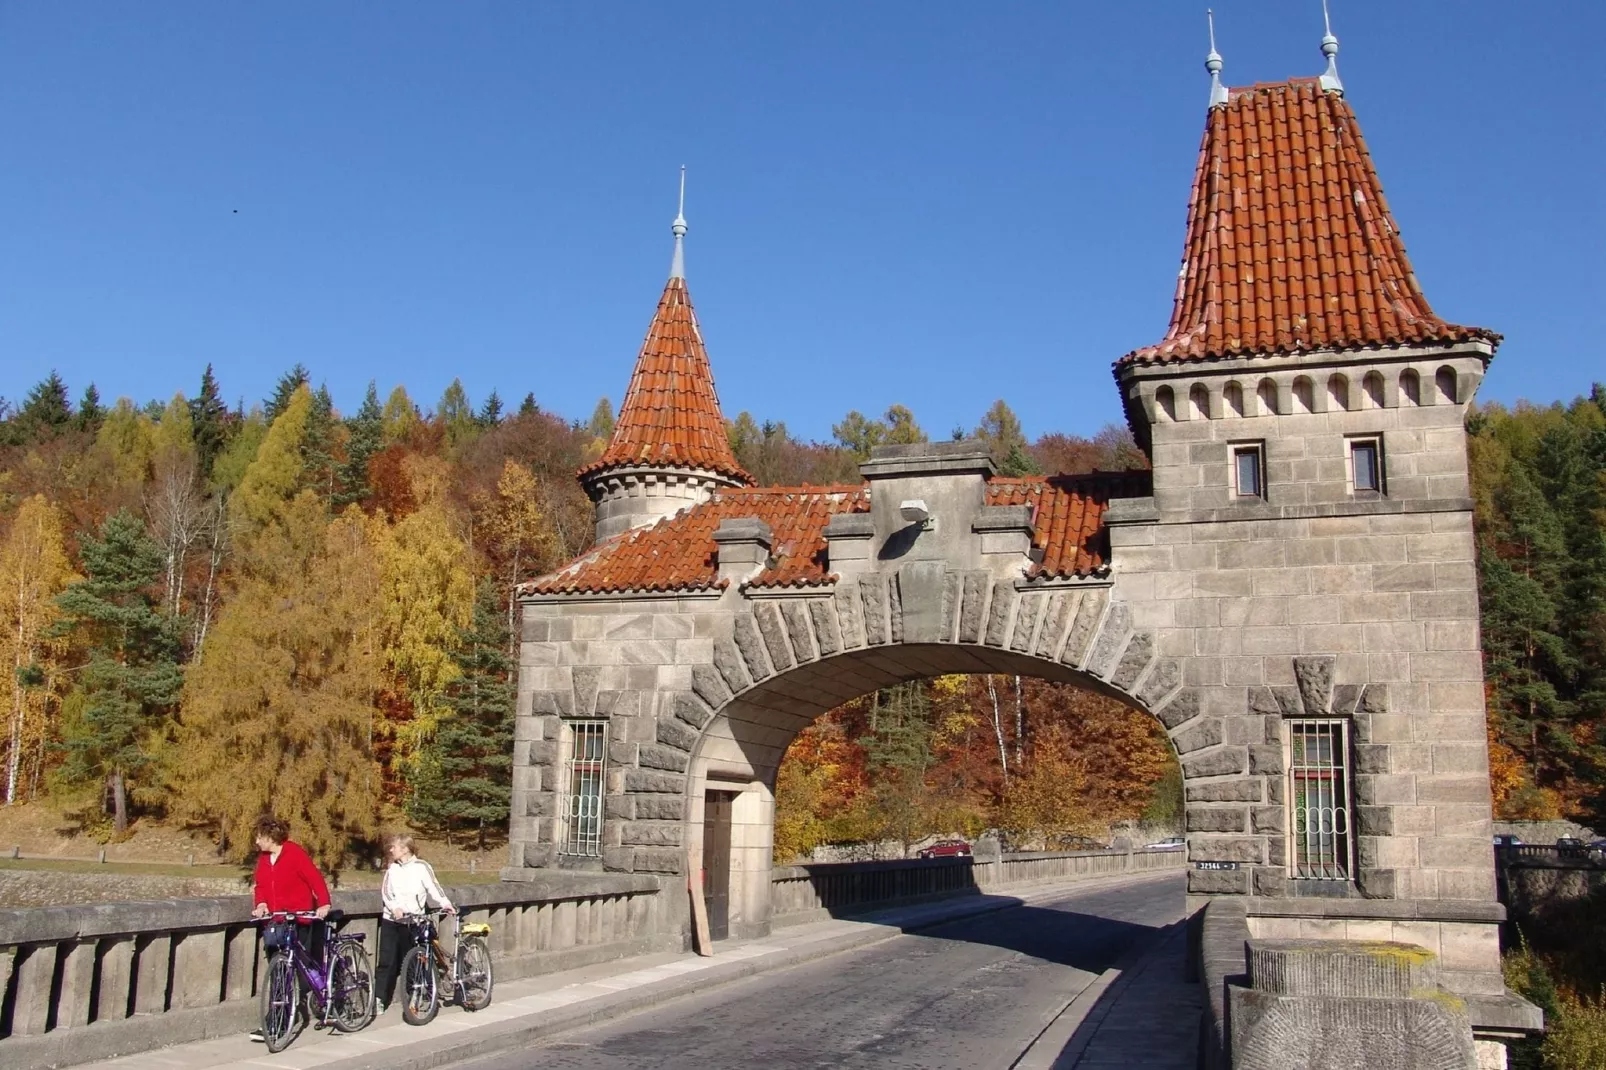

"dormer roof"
[1122, 79, 1498, 367]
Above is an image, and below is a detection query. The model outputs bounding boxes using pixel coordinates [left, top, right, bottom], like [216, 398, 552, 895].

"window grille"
[1288, 719, 1352, 880]
[561, 721, 607, 856]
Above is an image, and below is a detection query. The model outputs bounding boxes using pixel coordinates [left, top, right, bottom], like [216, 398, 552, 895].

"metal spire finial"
[1319, 0, 1344, 94]
[1206, 10, 1228, 108]
[670, 166, 688, 279]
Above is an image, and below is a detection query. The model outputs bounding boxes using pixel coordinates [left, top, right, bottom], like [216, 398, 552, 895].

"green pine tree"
[76, 384, 105, 433]
[406, 582, 514, 849]
[4, 371, 74, 444]
[189, 364, 230, 479]
[52, 510, 184, 835]
[264, 363, 310, 422]
[336, 381, 384, 509]
[517, 393, 539, 417]
[478, 390, 505, 428]
[304, 384, 338, 500]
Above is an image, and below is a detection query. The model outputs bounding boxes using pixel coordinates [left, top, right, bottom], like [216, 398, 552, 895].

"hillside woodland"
[3, 369, 1604, 1064]
[0, 369, 1150, 867]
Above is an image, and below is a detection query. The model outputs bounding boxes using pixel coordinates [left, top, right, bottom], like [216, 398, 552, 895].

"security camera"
[899, 499, 931, 524]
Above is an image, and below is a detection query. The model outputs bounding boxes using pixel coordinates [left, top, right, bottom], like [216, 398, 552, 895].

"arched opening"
[1189, 383, 1211, 421]
[1362, 371, 1385, 409]
[1435, 365, 1458, 405]
[685, 642, 1184, 940]
[1223, 381, 1245, 418]
[1292, 376, 1314, 415]
[1400, 368, 1421, 407]
[1327, 373, 1351, 412]
[1154, 384, 1176, 422]
[1256, 379, 1279, 416]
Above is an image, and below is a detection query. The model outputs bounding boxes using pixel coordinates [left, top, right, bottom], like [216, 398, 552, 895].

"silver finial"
[1206, 10, 1228, 108]
[670, 166, 687, 279]
[1319, 0, 1344, 94]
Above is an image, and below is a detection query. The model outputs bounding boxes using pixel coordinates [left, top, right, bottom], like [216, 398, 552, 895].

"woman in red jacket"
[249, 815, 331, 1040]
[251, 814, 331, 919]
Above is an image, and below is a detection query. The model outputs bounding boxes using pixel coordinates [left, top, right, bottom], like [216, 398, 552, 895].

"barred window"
[1288, 719, 1352, 880]
[561, 721, 607, 857]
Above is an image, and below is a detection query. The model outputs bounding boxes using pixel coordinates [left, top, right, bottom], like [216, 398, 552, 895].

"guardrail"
[771, 848, 1185, 923]
[1495, 844, 1605, 868]
[0, 872, 663, 1070]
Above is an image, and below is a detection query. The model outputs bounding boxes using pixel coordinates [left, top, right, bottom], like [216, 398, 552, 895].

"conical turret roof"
[579, 274, 749, 483]
[1123, 78, 1497, 365]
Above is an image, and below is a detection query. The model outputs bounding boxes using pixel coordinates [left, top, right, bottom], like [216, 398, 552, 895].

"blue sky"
[2, 2, 1602, 442]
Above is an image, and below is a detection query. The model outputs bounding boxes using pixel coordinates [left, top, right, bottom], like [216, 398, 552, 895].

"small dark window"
[1351, 440, 1381, 494]
[1234, 445, 1263, 499]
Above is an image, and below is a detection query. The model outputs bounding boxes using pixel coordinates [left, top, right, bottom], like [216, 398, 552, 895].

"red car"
[917, 840, 973, 859]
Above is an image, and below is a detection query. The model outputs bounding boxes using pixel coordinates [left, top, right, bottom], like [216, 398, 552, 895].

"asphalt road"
[452, 873, 1186, 1070]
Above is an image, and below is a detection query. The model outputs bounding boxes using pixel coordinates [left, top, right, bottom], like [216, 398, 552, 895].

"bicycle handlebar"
[254, 911, 323, 924]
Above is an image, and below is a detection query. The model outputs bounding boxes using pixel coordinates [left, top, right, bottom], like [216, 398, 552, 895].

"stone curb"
[1012, 919, 1186, 1069]
[312, 876, 1174, 1070]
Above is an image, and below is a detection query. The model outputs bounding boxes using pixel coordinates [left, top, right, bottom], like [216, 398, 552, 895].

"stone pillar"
[1229, 939, 1477, 1069]
[96, 936, 136, 1021]
[133, 934, 171, 1015]
[9, 943, 58, 1036]
[823, 513, 874, 575]
[57, 940, 97, 1029]
[712, 517, 772, 584]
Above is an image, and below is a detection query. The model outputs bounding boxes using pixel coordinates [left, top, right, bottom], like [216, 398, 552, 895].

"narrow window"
[561, 721, 607, 856]
[1233, 444, 1264, 500]
[1288, 719, 1353, 880]
[1350, 437, 1383, 495]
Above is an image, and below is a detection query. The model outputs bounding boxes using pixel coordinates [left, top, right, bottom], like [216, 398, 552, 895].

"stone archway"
[678, 616, 1190, 938]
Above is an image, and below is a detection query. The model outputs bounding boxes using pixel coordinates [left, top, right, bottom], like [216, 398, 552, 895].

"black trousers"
[374, 918, 408, 1005]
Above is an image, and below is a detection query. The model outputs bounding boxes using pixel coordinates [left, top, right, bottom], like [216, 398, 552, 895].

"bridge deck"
[75, 872, 1193, 1070]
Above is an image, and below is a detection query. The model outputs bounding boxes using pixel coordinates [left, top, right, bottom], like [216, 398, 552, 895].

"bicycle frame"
[259, 912, 366, 1015]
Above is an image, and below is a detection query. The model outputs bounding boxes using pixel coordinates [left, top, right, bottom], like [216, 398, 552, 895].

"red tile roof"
[1123, 79, 1497, 366]
[579, 276, 750, 483]
[522, 472, 1148, 596]
[988, 472, 1150, 579]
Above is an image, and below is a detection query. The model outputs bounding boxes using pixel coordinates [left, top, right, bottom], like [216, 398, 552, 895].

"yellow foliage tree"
[93, 400, 156, 498]
[231, 386, 312, 541]
[996, 724, 1091, 849]
[0, 496, 77, 803]
[376, 458, 474, 764]
[477, 459, 554, 646]
[175, 496, 383, 868]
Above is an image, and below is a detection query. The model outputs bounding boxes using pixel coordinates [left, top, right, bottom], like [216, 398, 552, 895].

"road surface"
[452, 872, 1186, 1070]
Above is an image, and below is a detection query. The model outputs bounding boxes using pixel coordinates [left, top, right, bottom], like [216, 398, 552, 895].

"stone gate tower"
[508, 29, 1534, 1042]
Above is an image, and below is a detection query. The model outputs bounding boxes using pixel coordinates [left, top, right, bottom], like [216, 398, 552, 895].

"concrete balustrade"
[770, 849, 1186, 924]
[0, 851, 1181, 1070]
[0, 871, 662, 1070]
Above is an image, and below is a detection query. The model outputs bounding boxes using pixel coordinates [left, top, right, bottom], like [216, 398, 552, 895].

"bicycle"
[255, 910, 376, 1052]
[398, 909, 494, 1026]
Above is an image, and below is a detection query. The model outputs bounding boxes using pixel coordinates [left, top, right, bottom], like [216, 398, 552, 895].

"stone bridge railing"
[771, 848, 1185, 924]
[0, 872, 664, 1070]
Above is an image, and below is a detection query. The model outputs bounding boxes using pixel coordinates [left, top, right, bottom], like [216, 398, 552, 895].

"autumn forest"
[0, 367, 1602, 871]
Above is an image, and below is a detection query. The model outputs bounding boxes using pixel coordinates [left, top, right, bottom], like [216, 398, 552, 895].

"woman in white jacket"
[374, 833, 454, 1015]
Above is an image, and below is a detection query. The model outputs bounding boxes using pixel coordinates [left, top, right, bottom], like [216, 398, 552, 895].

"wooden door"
[702, 791, 736, 941]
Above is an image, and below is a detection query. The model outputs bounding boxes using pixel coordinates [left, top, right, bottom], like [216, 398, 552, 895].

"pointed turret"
[580, 174, 749, 542]
[1120, 78, 1497, 367]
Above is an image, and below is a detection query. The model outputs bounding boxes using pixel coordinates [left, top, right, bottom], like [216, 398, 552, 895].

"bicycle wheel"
[455, 937, 493, 1011]
[400, 945, 439, 1026]
[260, 953, 300, 1053]
[330, 941, 375, 1032]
